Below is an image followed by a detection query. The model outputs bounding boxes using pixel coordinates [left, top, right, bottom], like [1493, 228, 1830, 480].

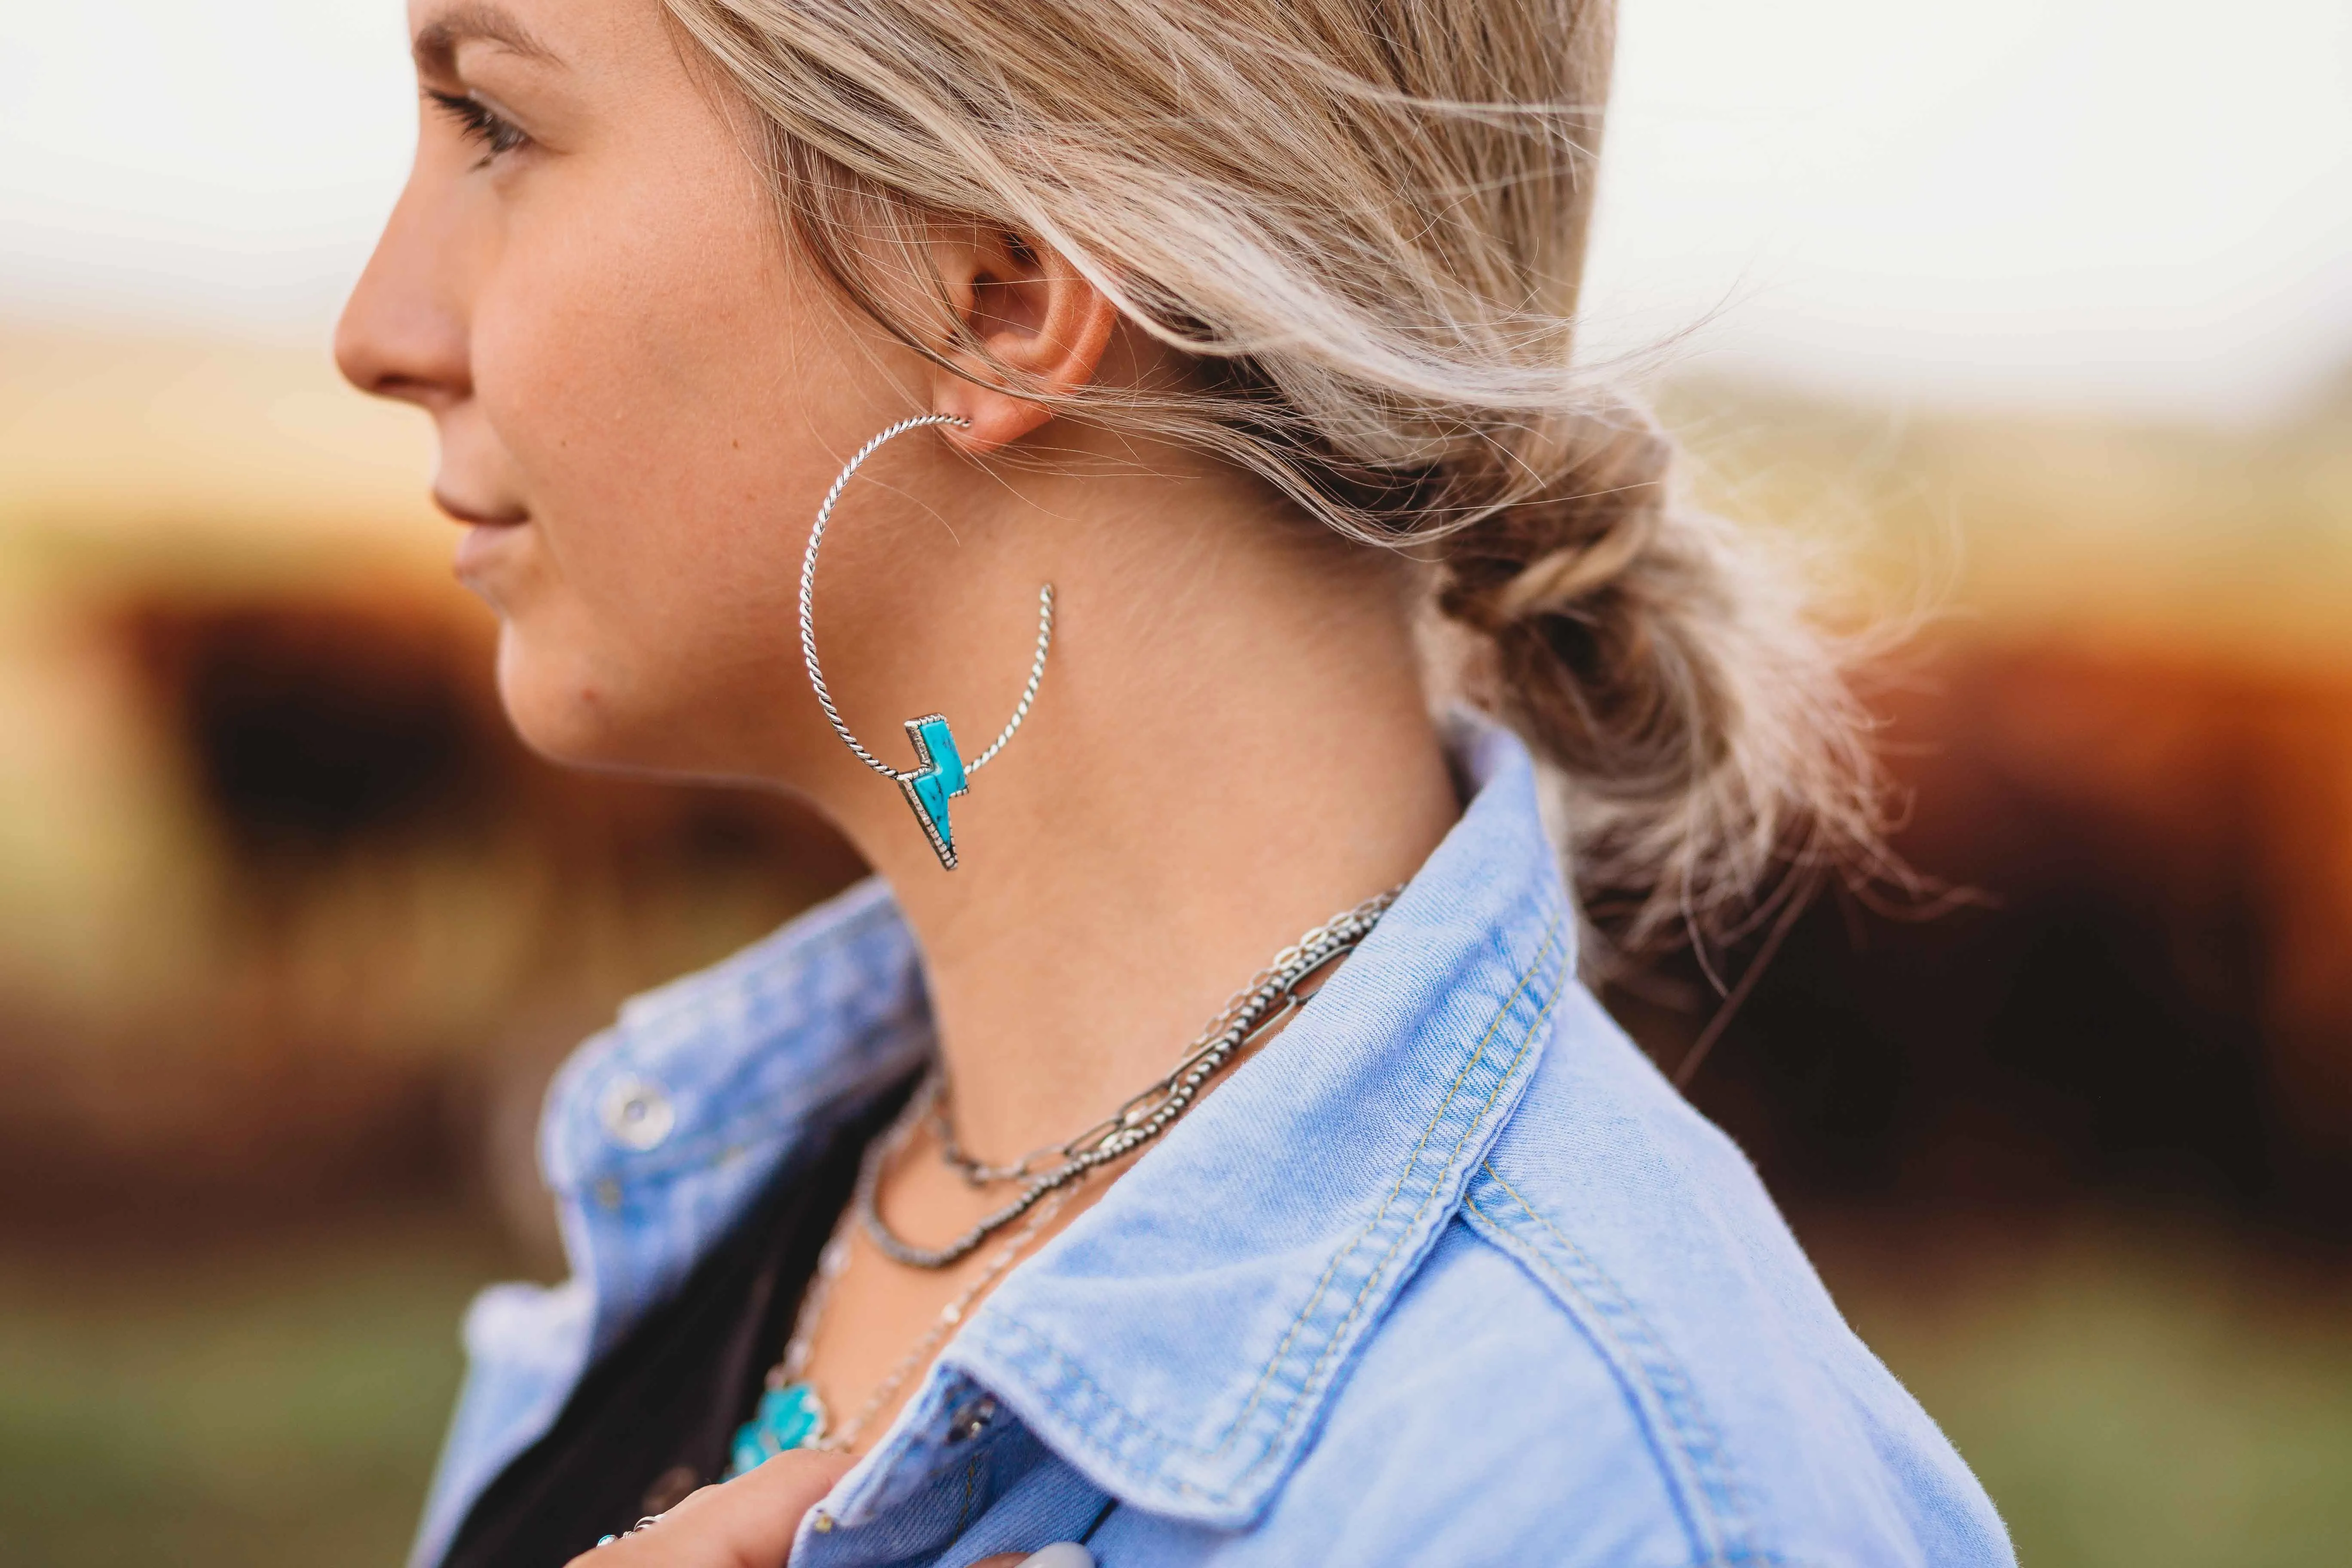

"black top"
[441, 1083, 909, 1568]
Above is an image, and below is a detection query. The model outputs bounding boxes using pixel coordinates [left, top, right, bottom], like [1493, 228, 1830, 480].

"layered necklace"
[725, 887, 1399, 1473]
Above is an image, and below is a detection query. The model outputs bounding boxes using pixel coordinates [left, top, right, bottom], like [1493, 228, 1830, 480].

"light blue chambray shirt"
[412, 720, 2014, 1568]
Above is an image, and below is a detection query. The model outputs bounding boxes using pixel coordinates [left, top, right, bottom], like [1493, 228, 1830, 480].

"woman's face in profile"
[337, 0, 915, 780]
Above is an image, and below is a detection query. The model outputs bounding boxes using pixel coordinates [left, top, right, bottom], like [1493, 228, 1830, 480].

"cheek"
[466, 163, 853, 761]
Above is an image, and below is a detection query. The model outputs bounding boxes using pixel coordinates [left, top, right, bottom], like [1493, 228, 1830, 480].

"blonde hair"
[665, 0, 1884, 948]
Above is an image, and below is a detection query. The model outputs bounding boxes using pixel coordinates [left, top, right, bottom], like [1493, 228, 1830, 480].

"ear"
[925, 227, 1121, 455]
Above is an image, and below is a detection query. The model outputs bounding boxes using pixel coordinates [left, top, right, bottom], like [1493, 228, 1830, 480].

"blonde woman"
[338, 1, 2012, 1565]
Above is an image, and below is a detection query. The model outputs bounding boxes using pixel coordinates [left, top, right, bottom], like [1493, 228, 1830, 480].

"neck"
[802, 447, 1461, 1163]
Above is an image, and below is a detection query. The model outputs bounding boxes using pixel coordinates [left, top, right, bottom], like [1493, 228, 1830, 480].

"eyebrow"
[413, 3, 560, 71]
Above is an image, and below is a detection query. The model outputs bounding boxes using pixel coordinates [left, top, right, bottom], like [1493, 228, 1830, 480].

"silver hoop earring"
[798, 413, 1054, 871]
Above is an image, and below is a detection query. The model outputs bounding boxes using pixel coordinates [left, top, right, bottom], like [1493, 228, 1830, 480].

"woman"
[338, 0, 2012, 1564]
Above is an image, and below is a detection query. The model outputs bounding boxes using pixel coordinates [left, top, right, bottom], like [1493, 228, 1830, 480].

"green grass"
[1817, 1221, 2352, 1568]
[3, 1210, 2348, 1566]
[0, 1210, 518, 1568]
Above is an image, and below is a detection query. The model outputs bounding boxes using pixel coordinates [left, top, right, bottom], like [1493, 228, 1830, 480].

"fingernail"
[1018, 1546, 1094, 1568]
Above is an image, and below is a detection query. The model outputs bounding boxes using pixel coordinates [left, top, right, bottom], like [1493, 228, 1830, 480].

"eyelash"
[426, 89, 530, 163]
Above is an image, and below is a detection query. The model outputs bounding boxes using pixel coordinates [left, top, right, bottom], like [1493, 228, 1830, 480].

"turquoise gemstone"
[916, 714, 966, 796]
[909, 768, 956, 852]
[898, 715, 968, 867]
[725, 1382, 827, 1476]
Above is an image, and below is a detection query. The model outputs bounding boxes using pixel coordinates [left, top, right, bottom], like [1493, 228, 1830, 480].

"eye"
[425, 88, 532, 164]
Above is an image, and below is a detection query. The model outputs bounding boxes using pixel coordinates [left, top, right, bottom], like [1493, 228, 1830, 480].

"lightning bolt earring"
[798, 413, 1054, 870]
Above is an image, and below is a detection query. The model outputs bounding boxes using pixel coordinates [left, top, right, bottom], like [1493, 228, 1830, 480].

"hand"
[568, 1451, 855, 1568]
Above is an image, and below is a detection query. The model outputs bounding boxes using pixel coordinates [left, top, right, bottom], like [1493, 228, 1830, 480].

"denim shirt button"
[599, 1074, 677, 1152]
[944, 1394, 998, 1443]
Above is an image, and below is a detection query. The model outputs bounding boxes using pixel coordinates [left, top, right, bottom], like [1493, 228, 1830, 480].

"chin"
[492, 622, 653, 774]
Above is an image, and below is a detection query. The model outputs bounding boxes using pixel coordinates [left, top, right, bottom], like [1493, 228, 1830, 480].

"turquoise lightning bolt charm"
[798, 415, 1054, 871]
[896, 714, 968, 869]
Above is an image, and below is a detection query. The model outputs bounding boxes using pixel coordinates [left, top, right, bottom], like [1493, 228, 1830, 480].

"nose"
[335, 168, 474, 412]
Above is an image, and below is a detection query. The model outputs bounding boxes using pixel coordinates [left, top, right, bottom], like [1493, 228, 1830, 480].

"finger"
[970, 1546, 1094, 1568]
[569, 1451, 856, 1568]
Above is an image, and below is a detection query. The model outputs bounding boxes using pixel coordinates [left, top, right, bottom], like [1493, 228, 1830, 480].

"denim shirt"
[412, 721, 2013, 1568]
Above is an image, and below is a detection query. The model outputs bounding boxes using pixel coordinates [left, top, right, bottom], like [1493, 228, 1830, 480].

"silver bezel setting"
[895, 713, 964, 871]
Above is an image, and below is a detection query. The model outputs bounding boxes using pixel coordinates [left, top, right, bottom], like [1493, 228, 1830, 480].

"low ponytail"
[1430, 405, 1884, 949]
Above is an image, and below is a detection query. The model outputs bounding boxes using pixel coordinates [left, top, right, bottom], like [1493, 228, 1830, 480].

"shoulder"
[1268, 985, 2014, 1568]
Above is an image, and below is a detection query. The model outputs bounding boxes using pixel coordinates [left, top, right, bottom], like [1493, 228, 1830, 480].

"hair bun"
[1436, 414, 1671, 634]
[1428, 405, 1878, 949]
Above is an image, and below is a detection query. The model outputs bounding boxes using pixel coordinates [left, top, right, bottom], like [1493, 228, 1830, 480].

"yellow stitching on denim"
[1237, 934, 1571, 1483]
[978, 909, 1568, 1498]
[977, 971, 1552, 1510]
[1210, 913, 1564, 1459]
[1459, 1189, 1718, 1552]
[971, 908, 1571, 1508]
[969, 1311, 1188, 1465]
[1468, 1164, 1742, 1562]
[1215, 919, 1555, 1445]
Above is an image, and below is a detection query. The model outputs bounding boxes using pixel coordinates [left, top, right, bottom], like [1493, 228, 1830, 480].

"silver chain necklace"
[862, 886, 1401, 1269]
[724, 886, 1401, 1473]
[726, 1087, 1073, 1473]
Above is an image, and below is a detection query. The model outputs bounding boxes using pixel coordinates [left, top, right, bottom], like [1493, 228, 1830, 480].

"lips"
[437, 488, 532, 594]
[432, 489, 530, 528]
[453, 516, 527, 582]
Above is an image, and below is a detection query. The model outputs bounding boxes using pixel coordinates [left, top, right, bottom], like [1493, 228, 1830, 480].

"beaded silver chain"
[735, 887, 1403, 1468]
[760, 1084, 1075, 1456]
[861, 886, 1402, 1269]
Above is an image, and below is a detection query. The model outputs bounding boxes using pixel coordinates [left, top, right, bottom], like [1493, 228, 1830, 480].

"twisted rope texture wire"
[797, 413, 1054, 777]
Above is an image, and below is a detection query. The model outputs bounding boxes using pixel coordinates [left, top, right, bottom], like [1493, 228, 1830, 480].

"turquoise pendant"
[896, 714, 968, 870]
[726, 1382, 829, 1477]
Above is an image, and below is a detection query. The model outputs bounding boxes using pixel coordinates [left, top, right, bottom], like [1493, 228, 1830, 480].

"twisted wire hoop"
[797, 413, 1055, 779]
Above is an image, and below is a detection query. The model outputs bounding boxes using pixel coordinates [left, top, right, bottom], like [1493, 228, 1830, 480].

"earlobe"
[929, 235, 1121, 455]
[940, 389, 1058, 453]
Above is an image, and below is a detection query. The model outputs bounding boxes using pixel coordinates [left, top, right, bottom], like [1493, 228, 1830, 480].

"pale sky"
[2, 0, 2347, 417]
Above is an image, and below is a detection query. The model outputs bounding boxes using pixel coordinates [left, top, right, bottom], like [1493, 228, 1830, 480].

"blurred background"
[3, 1, 2347, 1564]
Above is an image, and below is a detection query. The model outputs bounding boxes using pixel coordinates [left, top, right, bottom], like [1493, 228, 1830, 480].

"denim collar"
[828, 716, 1575, 1529]
[534, 877, 930, 1353]
[532, 716, 1571, 1534]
